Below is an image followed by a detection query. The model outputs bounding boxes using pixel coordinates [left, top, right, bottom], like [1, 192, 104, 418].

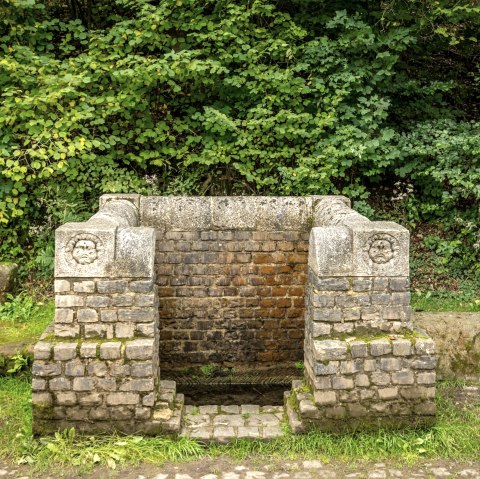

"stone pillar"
[287, 198, 436, 432]
[32, 195, 182, 435]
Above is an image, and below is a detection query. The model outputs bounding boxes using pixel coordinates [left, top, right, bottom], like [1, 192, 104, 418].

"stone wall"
[139, 196, 323, 368]
[287, 197, 437, 431]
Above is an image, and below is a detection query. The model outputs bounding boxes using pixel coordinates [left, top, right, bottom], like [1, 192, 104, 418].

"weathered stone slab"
[0, 263, 17, 302]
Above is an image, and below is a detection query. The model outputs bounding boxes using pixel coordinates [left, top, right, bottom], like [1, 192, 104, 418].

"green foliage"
[0, 0, 478, 285]
[0, 296, 54, 346]
[0, 294, 39, 323]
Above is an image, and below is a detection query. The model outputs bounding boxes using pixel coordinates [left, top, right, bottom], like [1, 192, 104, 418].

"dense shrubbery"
[0, 0, 479, 287]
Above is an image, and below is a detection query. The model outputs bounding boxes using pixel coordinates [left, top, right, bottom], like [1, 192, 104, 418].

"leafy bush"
[0, 0, 478, 285]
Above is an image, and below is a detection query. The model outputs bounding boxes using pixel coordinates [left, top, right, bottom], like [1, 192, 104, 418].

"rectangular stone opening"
[139, 196, 318, 374]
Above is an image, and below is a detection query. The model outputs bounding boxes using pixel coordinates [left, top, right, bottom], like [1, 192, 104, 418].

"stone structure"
[0, 263, 17, 303]
[32, 195, 436, 435]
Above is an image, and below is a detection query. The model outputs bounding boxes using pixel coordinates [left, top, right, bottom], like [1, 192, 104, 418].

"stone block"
[390, 278, 409, 291]
[370, 372, 391, 386]
[412, 356, 437, 370]
[55, 309, 74, 324]
[77, 308, 98, 323]
[118, 309, 155, 323]
[54, 324, 80, 339]
[55, 391, 77, 406]
[32, 392, 52, 407]
[73, 281, 95, 293]
[349, 341, 368, 358]
[131, 362, 154, 377]
[313, 361, 339, 376]
[391, 371, 414, 385]
[392, 339, 412, 356]
[78, 393, 103, 406]
[55, 295, 84, 308]
[96, 378, 117, 392]
[333, 323, 354, 335]
[415, 338, 436, 355]
[106, 392, 140, 405]
[332, 377, 354, 390]
[32, 378, 47, 391]
[119, 379, 154, 392]
[65, 359, 85, 377]
[136, 322, 156, 337]
[311, 294, 336, 308]
[34, 342, 53, 360]
[400, 386, 436, 400]
[125, 339, 154, 360]
[314, 390, 336, 406]
[87, 361, 108, 377]
[90, 408, 110, 420]
[53, 343, 77, 361]
[54, 279, 71, 293]
[340, 360, 362, 375]
[135, 294, 156, 307]
[143, 392, 156, 407]
[109, 362, 130, 377]
[49, 377, 71, 391]
[111, 294, 135, 307]
[353, 279, 372, 292]
[101, 310, 118, 322]
[73, 377, 96, 391]
[115, 323, 135, 338]
[355, 374, 370, 387]
[130, 280, 154, 293]
[97, 280, 128, 294]
[378, 357, 401, 371]
[100, 342, 122, 360]
[312, 322, 331, 337]
[370, 339, 392, 356]
[84, 323, 108, 338]
[80, 342, 98, 358]
[33, 362, 61, 377]
[86, 296, 111, 308]
[135, 407, 151, 420]
[313, 340, 347, 361]
[378, 387, 399, 400]
[391, 292, 411, 305]
[417, 372, 436, 384]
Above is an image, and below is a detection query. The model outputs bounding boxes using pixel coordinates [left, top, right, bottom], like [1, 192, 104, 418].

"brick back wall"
[155, 229, 309, 368]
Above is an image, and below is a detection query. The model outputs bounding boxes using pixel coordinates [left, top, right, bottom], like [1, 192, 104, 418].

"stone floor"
[180, 404, 285, 443]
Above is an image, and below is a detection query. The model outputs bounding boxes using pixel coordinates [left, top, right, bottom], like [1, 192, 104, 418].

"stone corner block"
[125, 339, 155, 360]
[313, 339, 348, 361]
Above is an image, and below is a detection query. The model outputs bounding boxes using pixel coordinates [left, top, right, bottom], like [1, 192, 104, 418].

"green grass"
[411, 291, 480, 313]
[1, 377, 479, 474]
[0, 295, 54, 347]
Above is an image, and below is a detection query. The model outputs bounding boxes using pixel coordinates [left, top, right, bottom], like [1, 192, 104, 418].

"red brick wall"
[155, 229, 309, 368]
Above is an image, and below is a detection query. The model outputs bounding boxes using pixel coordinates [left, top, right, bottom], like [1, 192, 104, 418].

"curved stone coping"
[308, 199, 409, 278]
[313, 197, 369, 227]
[138, 195, 348, 231]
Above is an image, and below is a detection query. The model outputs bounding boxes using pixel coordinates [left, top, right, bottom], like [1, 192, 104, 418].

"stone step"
[180, 404, 285, 443]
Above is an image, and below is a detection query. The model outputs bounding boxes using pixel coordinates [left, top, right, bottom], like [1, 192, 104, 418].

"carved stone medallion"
[65, 233, 104, 265]
[364, 233, 398, 264]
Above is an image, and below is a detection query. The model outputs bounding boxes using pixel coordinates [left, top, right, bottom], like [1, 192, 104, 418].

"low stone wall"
[415, 312, 480, 380]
